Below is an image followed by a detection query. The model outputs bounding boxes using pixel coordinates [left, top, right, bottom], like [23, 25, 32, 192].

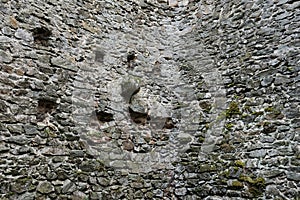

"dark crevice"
[95, 50, 105, 63]
[31, 27, 52, 46]
[128, 107, 150, 125]
[163, 117, 176, 129]
[127, 51, 136, 68]
[95, 110, 114, 123]
[36, 99, 57, 122]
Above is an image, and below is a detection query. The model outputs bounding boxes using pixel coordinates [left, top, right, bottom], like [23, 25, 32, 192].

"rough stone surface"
[0, 0, 299, 199]
[36, 181, 54, 194]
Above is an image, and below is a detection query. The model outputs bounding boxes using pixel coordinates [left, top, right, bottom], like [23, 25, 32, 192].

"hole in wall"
[95, 110, 114, 123]
[31, 27, 52, 46]
[94, 50, 105, 63]
[36, 99, 57, 122]
[127, 51, 136, 62]
[129, 107, 150, 125]
[122, 140, 134, 151]
[163, 117, 176, 129]
[127, 51, 136, 68]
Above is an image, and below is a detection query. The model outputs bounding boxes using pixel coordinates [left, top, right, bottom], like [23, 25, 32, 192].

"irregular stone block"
[37, 181, 54, 194]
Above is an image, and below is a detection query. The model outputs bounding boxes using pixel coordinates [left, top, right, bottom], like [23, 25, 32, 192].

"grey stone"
[17, 192, 35, 200]
[286, 172, 300, 181]
[129, 89, 148, 114]
[0, 143, 9, 153]
[72, 191, 88, 199]
[0, 49, 13, 63]
[109, 152, 125, 160]
[275, 11, 293, 20]
[263, 170, 284, 178]
[90, 192, 104, 200]
[0, 36, 11, 43]
[285, 108, 300, 119]
[70, 150, 85, 157]
[1, 26, 12, 36]
[145, 191, 154, 198]
[14, 28, 33, 42]
[177, 133, 193, 144]
[37, 181, 54, 194]
[0, 0, 298, 199]
[24, 124, 39, 136]
[98, 177, 110, 186]
[154, 189, 164, 197]
[10, 178, 34, 194]
[175, 187, 187, 196]
[16, 146, 32, 154]
[110, 160, 127, 169]
[41, 147, 69, 156]
[7, 135, 28, 145]
[46, 171, 57, 180]
[131, 181, 144, 189]
[50, 57, 78, 72]
[7, 124, 24, 134]
[261, 77, 274, 87]
[79, 160, 103, 172]
[249, 149, 267, 158]
[61, 179, 76, 194]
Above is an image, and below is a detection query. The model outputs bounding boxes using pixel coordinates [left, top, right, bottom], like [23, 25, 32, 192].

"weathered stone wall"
[0, 0, 299, 199]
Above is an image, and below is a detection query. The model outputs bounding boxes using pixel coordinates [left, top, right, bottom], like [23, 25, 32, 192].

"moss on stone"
[199, 101, 212, 113]
[221, 169, 230, 178]
[180, 63, 193, 71]
[238, 175, 266, 197]
[11, 177, 35, 194]
[241, 114, 249, 119]
[243, 105, 252, 113]
[234, 160, 245, 168]
[231, 180, 243, 188]
[252, 111, 264, 116]
[249, 186, 263, 197]
[264, 106, 281, 114]
[225, 123, 234, 130]
[220, 143, 235, 153]
[198, 164, 217, 173]
[226, 83, 235, 87]
[264, 107, 274, 112]
[216, 111, 227, 122]
[198, 136, 205, 143]
[253, 177, 266, 186]
[44, 127, 56, 137]
[239, 175, 252, 183]
[239, 175, 265, 186]
[233, 166, 239, 172]
[226, 102, 241, 118]
[240, 52, 252, 62]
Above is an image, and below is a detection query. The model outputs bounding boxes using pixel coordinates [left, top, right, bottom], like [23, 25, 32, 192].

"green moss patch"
[234, 160, 245, 168]
[231, 180, 244, 188]
[239, 175, 266, 197]
[226, 102, 241, 118]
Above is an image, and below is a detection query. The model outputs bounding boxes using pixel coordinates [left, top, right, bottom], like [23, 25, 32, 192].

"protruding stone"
[249, 149, 267, 158]
[37, 181, 54, 194]
[0, 49, 13, 63]
[175, 187, 187, 196]
[14, 28, 33, 42]
[61, 179, 76, 194]
[50, 57, 78, 72]
[169, 0, 178, 7]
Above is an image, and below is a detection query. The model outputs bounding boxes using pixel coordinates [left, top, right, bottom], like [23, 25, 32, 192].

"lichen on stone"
[225, 101, 241, 118]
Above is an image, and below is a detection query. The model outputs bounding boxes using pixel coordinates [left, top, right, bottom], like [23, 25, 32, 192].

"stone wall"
[0, 0, 299, 199]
